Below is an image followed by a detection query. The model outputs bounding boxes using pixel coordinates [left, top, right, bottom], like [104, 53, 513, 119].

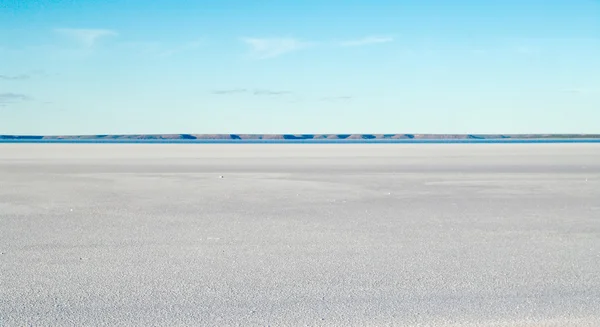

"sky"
[1, 0, 599, 135]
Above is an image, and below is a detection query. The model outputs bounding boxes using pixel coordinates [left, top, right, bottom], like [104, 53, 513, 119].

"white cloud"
[339, 36, 393, 47]
[241, 37, 311, 59]
[55, 28, 118, 47]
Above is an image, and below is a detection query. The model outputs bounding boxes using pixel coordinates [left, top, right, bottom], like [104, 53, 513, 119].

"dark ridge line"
[3, 139, 600, 144]
[2, 134, 600, 141]
[0, 135, 44, 140]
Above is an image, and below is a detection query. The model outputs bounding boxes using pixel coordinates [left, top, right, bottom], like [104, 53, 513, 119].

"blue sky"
[1, 0, 599, 135]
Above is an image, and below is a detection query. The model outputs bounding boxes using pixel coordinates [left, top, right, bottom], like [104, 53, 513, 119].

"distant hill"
[1, 134, 600, 140]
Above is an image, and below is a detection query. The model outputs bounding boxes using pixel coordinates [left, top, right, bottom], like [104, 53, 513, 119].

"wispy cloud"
[212, 88, 291, 96]
[55, 28, 118, 47]
[562, 88, 584, 94]
[252, 89, 291, 96]
[0, 74, 30, 81]
[0, 92, 32, 106]
[241, 37, 311, 59]
[339, 36, 393, 47]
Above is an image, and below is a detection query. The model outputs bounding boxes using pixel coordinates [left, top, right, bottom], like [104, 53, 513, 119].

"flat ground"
[1, 144, 599, 326]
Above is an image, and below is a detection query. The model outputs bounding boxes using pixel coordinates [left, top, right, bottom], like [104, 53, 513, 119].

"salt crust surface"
[1, 144, 599, 326]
